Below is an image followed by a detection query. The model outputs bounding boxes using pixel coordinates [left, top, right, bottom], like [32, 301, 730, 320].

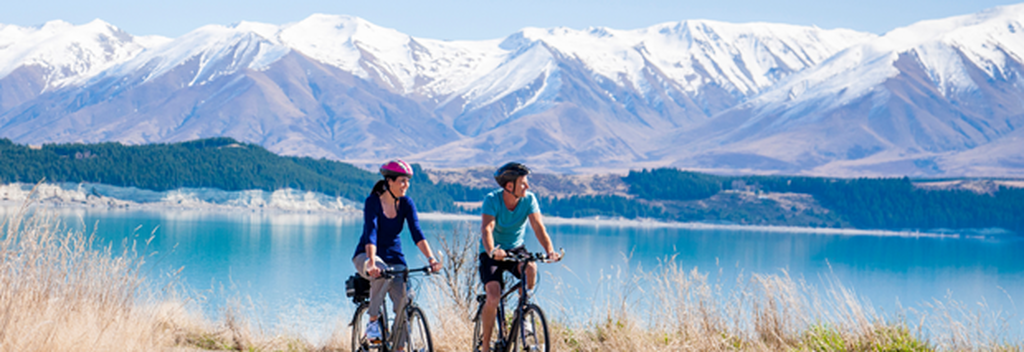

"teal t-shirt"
[480, 189, 540, 253]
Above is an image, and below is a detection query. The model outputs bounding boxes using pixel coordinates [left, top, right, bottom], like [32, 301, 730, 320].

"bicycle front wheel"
[405, 306, 433, 352]
[512, 304, 549, 352]
[350, 303, 372, 352]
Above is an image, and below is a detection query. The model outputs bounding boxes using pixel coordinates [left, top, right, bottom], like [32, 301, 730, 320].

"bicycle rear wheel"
[350, 303, 373, 352]
[405, 306, 433, 352]
[512, 304, 549, 352]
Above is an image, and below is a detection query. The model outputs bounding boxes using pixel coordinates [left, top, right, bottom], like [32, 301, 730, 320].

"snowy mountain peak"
[752, 2, 1024, 112]
[492, 20, 876, 97]
[875, 3, 1024, 51]
[278, 14, 418, 83]
[686, 4, 1024, 177]
[0, 19, 163, 88]
[283, 13, 388, 42]
[97, 22, 291, 86]
[229, 21, 284, 43]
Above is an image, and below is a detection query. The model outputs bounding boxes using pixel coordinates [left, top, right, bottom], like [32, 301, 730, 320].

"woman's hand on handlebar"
[428, 257, 442, 273]
[366, 259, 382, 278]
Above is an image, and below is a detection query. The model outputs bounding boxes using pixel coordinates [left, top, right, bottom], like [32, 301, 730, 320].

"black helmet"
[494, 162, 530, 188]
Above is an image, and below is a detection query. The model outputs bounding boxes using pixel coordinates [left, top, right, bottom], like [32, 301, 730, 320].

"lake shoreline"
[416, 213, 983, 238]
[1, 180, 988, 239]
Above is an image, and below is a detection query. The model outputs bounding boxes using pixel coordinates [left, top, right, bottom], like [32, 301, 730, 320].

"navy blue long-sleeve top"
[352, 194, 426, 266]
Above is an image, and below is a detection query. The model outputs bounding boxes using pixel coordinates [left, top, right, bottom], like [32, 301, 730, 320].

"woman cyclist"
[352, 159, 442, 343]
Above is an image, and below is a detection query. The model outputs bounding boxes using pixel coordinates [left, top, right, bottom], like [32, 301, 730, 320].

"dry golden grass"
[1, 193, 1020, 351]
[0, 193, 314, 352]
[538, 257, 1022, 352]
[0, 198, 179, 351]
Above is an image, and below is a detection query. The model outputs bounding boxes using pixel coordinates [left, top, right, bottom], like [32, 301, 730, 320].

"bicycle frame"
[491, 275, 530, 351]
[352, 266, 433, 352]
[474, 249, 562, 352]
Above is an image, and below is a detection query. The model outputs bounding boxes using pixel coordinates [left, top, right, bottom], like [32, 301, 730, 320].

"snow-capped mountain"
[0, 20, 168, 86]
[663, 3, 1024, 176]
[0, 5, 1022, 177]
[410, 21, 876, 168]
[0, 20, 167, 111]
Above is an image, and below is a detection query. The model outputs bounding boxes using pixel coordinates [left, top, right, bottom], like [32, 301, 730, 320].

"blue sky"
[2, 0, 1021, 39]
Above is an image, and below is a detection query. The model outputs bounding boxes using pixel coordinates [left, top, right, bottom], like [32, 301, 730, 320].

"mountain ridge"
[664, 3, 1024, 177]
[2, 5, 1023, 176]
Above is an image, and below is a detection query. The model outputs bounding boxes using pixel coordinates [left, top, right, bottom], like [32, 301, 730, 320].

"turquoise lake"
[18, 206, 1024, 340]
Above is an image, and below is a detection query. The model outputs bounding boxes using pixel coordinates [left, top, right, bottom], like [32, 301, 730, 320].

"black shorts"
[479, 246, 528, 286]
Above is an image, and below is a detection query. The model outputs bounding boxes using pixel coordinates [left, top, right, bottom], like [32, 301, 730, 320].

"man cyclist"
[478, 162, 561, 352]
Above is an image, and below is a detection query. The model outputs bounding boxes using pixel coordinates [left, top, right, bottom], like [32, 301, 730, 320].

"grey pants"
[352, 253, 407, 318]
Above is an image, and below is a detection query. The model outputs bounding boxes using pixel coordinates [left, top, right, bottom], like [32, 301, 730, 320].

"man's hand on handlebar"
[491, 247, 507, 261]
[546, 250, 562, 263]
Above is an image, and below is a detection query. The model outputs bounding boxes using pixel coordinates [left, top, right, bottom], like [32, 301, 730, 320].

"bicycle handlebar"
[382, 266, 434, 279]
[499, 248, 565, 263]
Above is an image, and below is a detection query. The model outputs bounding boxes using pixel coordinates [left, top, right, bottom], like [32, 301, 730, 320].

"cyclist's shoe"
[365, 320, 382, 343]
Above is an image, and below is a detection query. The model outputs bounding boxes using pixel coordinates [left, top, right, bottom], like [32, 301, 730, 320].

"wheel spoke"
[406, 306, 433, 352]
[351, 303, 371, 352]
[515, 305, 549, 352]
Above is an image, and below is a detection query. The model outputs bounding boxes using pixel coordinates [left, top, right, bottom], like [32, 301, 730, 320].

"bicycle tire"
[512, 304, 549, 352]
[471, 298, 507, 352]
[405, 306, 434, 352]
[350, 303, 372, 352]
[472, 302, 485, 352]
[472, 301, 502, 352]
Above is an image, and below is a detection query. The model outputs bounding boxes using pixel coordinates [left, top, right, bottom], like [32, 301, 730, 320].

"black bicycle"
[472, 249, 563, 352]
[347, 266, 434, 352]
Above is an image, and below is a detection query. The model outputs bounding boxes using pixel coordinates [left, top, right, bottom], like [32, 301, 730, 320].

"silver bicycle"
[348, 266, 434, 352]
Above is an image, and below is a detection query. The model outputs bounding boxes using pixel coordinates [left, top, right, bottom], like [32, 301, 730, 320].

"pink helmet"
[380, 159, 413, 178]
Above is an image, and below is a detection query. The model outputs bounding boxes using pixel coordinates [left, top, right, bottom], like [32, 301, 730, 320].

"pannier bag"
[345, 274, 371, 303]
